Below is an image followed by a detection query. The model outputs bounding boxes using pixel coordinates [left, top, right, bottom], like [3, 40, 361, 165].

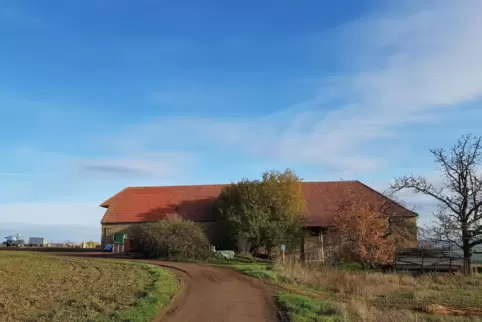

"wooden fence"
[395, 248, 466, 273]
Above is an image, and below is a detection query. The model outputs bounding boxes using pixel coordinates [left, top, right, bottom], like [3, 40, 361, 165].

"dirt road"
[143, 261, 277, 322]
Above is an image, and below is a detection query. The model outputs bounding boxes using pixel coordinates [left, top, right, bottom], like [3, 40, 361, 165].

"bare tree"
[391, 134, 482, 274]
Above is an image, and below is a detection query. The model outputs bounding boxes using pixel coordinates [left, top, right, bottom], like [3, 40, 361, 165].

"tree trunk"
[462, 234, 472, 275]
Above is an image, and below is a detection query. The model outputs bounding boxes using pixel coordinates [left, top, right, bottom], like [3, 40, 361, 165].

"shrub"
[138, 217, 213, 260]
[237, 251, 255, 262]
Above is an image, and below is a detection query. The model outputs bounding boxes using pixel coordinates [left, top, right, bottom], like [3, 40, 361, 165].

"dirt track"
[143, 261, 277, 322]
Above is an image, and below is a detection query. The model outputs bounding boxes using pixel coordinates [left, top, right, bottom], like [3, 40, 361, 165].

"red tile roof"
[100, 181, 417, 226]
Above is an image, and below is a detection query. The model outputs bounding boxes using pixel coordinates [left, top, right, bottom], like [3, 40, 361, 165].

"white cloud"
[0, 202, 104, 226]
[117, 1, 482, 177]
[5, 1, 481, 187]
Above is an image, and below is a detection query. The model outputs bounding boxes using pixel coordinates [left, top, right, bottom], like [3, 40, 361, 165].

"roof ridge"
[302, 180, 358, 184]
[125, 183, 230, 189]
[124, 180, 358, 190]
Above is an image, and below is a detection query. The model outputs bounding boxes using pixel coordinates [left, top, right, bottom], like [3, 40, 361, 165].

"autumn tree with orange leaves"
[331, 191, 397, 268]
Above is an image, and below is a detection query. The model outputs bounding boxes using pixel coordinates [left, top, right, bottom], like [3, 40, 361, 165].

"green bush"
[138, 217, 213, 260]
[236, 251, 255, 262]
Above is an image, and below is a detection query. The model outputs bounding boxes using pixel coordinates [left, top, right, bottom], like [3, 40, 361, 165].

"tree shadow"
[134, 197, 219, 223]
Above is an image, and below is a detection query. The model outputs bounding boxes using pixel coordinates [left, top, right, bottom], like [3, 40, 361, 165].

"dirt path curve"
[140, 260, 277, 322]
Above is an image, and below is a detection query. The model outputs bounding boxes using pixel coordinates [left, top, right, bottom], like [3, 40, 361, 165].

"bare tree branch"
[390, 134, 482, 275]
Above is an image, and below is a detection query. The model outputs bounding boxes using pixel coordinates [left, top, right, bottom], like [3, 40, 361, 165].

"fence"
[394, 248, 466, 273]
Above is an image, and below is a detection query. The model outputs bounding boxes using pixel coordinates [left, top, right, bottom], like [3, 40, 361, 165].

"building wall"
[300, 217, 418, 264]
[101, 223, 140, 247]
[101, 216, 418, 258]
[101, 221, 218, 247]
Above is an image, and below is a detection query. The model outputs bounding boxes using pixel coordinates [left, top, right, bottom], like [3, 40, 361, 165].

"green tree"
[214, 169, 305, 256]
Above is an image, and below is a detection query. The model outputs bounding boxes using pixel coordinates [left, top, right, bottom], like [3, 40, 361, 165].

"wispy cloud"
[0, 201, 104, 226]
[120, 1, 482, 178]
[0, 173, 43, 177]
[83, 164, 153, 176]
[12, 147, 192, 181]
[80, 153, 191, 179]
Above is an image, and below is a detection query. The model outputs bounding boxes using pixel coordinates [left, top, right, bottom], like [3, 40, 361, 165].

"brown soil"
[143, 261, 278, 322]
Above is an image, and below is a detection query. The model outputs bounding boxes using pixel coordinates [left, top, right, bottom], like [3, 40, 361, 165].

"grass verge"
[105, 262, 179, 322]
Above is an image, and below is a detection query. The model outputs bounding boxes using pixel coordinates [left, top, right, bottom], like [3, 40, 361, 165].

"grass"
[276, 292, 345, 322]
[210, 260, 277, 279]
[275, 260, 482, 309]
[206, 256, 482, 321]
[0, 251, 178, 322]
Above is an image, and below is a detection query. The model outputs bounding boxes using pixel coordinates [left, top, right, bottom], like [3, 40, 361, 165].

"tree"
[331, 190, 396, 267]
[213, 169, 305, 255]
[213, 179, 266, 252]
[259, 169, 305, 253]
[391, 134, 482, 274]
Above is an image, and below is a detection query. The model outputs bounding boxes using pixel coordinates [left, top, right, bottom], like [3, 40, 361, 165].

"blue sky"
[1, 0, 481, 242]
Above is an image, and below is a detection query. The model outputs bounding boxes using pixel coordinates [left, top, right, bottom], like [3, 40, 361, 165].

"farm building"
[100, 181, 418, 260]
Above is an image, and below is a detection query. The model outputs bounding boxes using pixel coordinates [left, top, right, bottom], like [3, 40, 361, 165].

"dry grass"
[0, 251, 178, 322]
[272, 259, 482, 321]
[342, 300, 481, 322]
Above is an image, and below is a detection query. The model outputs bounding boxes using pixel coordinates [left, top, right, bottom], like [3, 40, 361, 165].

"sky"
[1, 0, 481, 242]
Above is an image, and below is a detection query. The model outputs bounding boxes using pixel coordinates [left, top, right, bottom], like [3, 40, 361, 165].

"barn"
[100, 180, 418, 260]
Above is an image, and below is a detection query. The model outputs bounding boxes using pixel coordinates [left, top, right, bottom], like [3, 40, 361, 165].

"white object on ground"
[214, 250, 235, 259]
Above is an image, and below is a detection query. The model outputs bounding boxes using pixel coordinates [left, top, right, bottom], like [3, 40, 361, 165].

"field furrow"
[0, 252, 178, 322]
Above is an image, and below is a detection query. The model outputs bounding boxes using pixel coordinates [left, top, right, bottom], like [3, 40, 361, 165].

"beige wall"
[101, 221, 218, 247]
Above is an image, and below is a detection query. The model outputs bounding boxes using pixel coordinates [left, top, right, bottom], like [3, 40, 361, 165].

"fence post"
[300, 229, 306, 264]
[394, 249, 398, 273]
[421, 250, 424, 271]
